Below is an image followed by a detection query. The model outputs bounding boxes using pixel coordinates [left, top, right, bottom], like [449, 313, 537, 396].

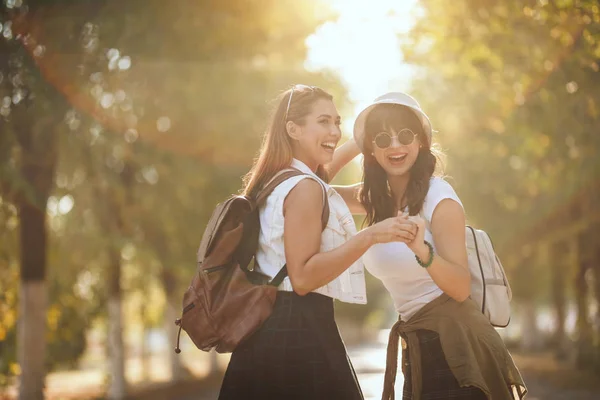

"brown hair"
[243, 85, 332, 199]
[359, 104, 442, 225]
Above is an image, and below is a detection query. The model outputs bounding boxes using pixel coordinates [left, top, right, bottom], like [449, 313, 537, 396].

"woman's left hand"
[405, 215, 430, 261]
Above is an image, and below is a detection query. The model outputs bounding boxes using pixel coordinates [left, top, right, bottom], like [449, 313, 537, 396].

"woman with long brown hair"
[218, 85, 419, 400]
[330, 92, 526, 399]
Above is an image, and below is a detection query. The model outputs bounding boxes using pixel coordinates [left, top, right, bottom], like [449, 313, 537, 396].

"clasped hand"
[369, 211, 425, 247]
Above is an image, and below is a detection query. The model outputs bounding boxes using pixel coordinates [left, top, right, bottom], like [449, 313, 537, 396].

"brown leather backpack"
[174, 169, 329, 354]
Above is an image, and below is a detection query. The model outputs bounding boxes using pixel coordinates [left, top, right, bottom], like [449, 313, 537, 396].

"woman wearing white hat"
[328, 93, 526, 400]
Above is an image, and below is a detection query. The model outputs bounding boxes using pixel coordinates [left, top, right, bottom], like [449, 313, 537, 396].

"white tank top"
[362, 177, 464, 320]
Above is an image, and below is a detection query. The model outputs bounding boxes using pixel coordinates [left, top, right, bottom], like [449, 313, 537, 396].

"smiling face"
[365, 104, 425, 177]
[288, 98, 342, 169]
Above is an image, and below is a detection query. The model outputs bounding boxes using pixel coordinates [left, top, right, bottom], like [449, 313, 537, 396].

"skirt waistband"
[275, 290, 334, 310]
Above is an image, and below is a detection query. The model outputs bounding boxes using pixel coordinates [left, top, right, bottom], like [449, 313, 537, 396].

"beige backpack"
[465, 226, 512, 327]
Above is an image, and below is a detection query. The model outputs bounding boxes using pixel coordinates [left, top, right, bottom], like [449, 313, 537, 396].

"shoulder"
[282, 178, 325, 223]
[270, 174, 323, 199]
[422, 176, 463, 222]
[426, 176, 461, 201]
[290, 176, 323, 194]
[428, 176, 457, 194]
[282, 176, 324, 207]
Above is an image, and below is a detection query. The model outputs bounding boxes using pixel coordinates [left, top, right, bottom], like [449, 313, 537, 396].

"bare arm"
[284, 179, 418, 295]
[325, 138, 366, 214]
[408, 199, 471, 302]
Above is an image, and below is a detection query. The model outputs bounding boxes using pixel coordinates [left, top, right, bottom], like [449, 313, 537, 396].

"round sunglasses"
[372, 129, 417, 149]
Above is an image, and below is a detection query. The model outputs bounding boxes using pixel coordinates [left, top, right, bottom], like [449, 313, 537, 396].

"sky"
[306, 0, 421, 135]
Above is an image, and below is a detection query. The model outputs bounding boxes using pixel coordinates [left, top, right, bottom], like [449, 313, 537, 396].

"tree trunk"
[574, 234, 593, 368]
[162, 269, 187, 380]
[574, 264, 592, 368]
[588, 219, 600, 371]
[165, 298, 187, 379]
[18, 194, 49, 400]
[551, 241, 568, 359]
[519, 246, 547, 352]
[519, 299, 540, 352]
[18, 282, 47, 400]
[107, 250, 127, 400]
[16, 114, 58, 399]
[594, 250, 600, 372]
[141, 300, 152, 382]
[104, 159, 136, 398]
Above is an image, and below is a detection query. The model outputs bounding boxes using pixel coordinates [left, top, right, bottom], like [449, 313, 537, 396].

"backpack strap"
[255, 168, 329, 231]
[270, 264, 291, 287]
[254, 168, 330, 287]
[255, 169, 304, 205]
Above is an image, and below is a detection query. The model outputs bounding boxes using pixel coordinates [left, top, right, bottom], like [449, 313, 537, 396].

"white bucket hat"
[353, 92, 433, 151]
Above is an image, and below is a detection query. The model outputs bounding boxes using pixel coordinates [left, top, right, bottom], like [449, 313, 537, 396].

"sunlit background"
[307, 0, 419, 132]
[1, 0, 600, 399]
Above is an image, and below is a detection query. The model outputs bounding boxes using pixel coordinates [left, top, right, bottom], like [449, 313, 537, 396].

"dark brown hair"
[243, 85, 332, 199]
[359, 104, 441, 225]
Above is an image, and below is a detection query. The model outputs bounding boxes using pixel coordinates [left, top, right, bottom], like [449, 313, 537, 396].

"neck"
[293, 153, 318, 173]
[387, 173, 410, 209]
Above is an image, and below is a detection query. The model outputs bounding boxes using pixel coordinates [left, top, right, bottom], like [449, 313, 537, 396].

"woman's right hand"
[366, 213, 418, 245]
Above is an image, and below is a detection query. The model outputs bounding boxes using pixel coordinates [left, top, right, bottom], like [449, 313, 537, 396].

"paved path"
[521, 379, 600, 400]
[8, 344, 595, 399]
[180, 345, 600, 400]
[353, 346, 600, 400]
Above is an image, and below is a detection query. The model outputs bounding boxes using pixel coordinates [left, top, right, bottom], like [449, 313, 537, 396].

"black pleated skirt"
[218, 291, 364, 400]
[401, 330, 488, 400]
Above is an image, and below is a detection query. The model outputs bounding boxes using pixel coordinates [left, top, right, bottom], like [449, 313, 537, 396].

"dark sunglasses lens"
[374, 134, 392, 148]
[398, 130, 415, 145]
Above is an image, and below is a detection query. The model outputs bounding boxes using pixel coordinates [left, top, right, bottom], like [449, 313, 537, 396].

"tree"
[1, 2, 73, 397]
[1, 1, 347, 397]
[402, 0, 600, 365]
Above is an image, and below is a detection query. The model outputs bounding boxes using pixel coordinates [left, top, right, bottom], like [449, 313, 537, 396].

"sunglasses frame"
[372, 129, 418, 149]
[284, 85, 316, 121]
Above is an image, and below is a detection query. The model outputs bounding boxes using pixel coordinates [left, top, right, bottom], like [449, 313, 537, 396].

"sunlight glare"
[307, 0, 420, 134]
[58, 195, 75, 215]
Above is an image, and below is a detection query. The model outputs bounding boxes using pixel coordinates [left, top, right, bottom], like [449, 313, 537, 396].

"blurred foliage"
[0, 0, 349, 387]
[402, 0, 600, 368]
[403, 0, 600, 273]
